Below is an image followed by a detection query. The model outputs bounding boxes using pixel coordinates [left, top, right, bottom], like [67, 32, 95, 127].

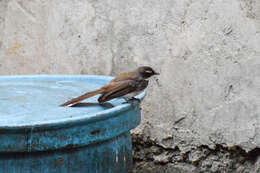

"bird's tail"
[60, 88, 104, 106]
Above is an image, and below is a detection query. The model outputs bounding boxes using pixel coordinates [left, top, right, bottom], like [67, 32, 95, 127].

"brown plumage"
[60, 66, 159, 106]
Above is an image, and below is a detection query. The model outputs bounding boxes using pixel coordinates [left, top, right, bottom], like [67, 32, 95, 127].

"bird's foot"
[129, 97, 141, 103]
[122, 97, 141, 109]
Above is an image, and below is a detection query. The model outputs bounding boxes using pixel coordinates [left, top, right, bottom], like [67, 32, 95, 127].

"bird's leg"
[99, 102, 115, 108]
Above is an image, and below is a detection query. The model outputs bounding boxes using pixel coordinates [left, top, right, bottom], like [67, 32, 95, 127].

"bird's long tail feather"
[60, 89, 104, 106]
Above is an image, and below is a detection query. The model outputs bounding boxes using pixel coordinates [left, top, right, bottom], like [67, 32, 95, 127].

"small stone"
[153, 152, 171, 164]
[150, 146, 163, 155]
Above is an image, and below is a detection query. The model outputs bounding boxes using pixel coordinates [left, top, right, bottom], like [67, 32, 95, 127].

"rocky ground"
[131, 131, 260, 173]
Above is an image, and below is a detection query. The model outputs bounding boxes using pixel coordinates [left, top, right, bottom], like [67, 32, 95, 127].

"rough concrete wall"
[1, 0, 260, 172]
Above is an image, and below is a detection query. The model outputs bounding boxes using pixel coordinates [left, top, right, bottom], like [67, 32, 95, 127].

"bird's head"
[137, 66, 160, 79]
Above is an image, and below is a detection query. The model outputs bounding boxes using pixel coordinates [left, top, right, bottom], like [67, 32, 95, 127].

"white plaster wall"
[0, 0, 260, 153]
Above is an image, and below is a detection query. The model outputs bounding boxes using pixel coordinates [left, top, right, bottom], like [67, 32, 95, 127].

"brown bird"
[60, 66, 159, 107]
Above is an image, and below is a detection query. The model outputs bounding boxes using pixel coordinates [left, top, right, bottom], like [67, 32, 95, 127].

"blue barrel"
[0, 75, 144, 173]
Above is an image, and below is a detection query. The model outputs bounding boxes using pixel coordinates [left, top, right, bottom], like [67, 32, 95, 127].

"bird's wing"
[98, 80, 137, 103]
[110, 72, 138, 82]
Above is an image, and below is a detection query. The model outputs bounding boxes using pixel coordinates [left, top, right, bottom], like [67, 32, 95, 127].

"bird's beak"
[154, 72, 160, 75]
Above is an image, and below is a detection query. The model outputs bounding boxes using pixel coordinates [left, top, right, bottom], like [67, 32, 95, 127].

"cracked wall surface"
[1, 0, 260, 172]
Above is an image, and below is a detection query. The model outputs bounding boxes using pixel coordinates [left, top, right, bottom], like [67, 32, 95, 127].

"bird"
[60, 66, 159, 106]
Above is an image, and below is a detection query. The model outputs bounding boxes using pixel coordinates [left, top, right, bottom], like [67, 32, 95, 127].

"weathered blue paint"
[0, 75, 145, 173]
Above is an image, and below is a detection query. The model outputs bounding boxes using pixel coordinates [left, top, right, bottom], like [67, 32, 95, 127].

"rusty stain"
[91, 129, 101, 135]
[7, 43, 21, 55]
[63, 144, 80, 150]
[56, 157, 63, 166]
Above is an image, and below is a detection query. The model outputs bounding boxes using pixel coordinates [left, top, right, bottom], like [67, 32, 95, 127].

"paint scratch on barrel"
[116, 151, 118, 163]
